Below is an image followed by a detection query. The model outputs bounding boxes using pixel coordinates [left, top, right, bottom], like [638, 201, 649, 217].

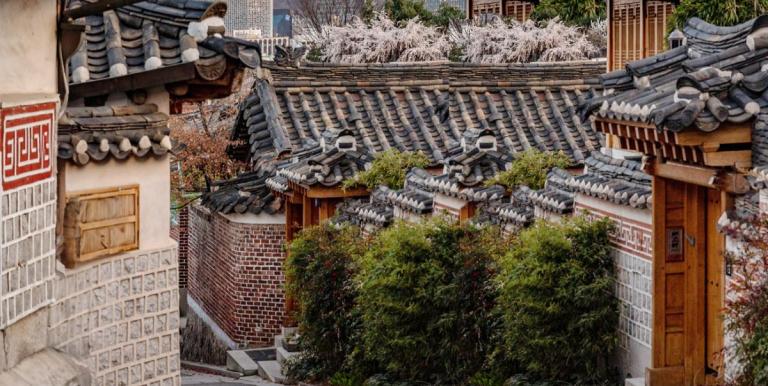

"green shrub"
[284, 224, 367, 381]
[724, 215, 768, 386]
[355, 220, 504, 384]
[669, 0, 768, 32]
[343, 149, 430, 190]
[485, 149, 571, 190]
[496, 216, 618, 384]
[530, 0, 606, 28]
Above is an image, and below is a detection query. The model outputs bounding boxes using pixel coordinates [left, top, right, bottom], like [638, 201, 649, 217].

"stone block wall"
[48, 246, 181, 386]
[188, 205, 286, 347]
[0, 178, 57, 329]
[573, 195, 653, 379]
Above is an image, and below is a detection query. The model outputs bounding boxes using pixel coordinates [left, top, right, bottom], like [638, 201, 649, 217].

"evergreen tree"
[384, 0, 433, 24]
[530, 0, 606, 27]
[670, 0, 768, 30]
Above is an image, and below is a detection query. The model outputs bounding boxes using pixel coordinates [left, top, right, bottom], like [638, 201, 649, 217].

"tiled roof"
[205, 61, 606, 215]
[274, 147, 373, 189]
[582, 16, 768, 168]
[381, 168, 435, 214]
[229, 61, 605, 167]
[473, 186, 535, 229]
[421, 148, 510, 201]
[334, 189, 394, 229]
[565, 152, 652, 209]
[331, 152, 653, 228]
[717, 192, 766, 240]
[58, 104, 171, 165]
[201, 168, 282, 215]
[529, 168, 575, 214]
[66, 0, 260, 85]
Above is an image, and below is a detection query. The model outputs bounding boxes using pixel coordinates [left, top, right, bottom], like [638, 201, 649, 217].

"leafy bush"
[496, 216, 618, 384]
[284, 224, 367, 381]
[670, 0, 768, 31]
[355, 220, 504, 384]
[485, 149, 571, 190]
[343, 149, 430, 190]
[530, 0, 606, 28]
[723, 215, 768, 386]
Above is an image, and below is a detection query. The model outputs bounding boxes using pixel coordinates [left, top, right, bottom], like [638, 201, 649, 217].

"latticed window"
[473, 0, 502, 16]
[611, 0, 642, 71]
[645, 1, 675, 57]
[506, 1, 534, 23]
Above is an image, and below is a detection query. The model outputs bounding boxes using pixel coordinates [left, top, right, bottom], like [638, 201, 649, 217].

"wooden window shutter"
[611, 0, 642, 71]
[506, 1, 534, 22]
[645, 1, 675, 57]
[63, 185, 140, 267]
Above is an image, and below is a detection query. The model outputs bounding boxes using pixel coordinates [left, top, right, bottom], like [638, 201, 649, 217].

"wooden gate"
[649, 178, 726, 385]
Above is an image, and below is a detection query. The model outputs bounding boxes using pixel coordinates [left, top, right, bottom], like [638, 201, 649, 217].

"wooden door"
[650, 178, 725, 385]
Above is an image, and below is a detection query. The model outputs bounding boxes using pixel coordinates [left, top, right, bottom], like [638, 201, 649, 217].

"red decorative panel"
[1, 102, 55, 190]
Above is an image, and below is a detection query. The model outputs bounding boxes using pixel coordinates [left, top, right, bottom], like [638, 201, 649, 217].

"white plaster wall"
[221, 212, 285, 225]
[0, 0, 58, 96]
[64, 156, 173, 251]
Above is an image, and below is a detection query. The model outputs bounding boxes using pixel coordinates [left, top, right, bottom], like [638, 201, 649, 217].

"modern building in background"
[426, 0, 466, 12]
[226, 0, 273, 38]
[468, 0, 537, 22]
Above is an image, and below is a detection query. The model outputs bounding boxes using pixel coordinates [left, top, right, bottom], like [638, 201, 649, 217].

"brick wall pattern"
[170, 206, 189, 289]
[0, 178, 57, 329]
[49, 246, 181, 386]
[188, 205, 286, 347]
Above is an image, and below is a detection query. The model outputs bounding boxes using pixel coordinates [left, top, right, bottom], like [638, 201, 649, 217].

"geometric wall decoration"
[2, 102, 55, 190]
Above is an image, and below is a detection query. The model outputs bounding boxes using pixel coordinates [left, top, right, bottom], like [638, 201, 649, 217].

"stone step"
[226, 350, 260, 376]
[226, 348, 276, 376]
[625, 378, 645, 386]
[276, 346, 298, 366]
[258, 360, 287, 384]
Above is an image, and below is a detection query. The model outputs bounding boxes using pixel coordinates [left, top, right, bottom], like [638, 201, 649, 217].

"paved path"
[181, 369, 280, 386]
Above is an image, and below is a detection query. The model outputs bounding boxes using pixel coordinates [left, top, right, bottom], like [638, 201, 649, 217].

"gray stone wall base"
[0, 348, 91, 386]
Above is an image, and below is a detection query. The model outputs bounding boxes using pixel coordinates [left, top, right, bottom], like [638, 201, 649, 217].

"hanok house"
[0, 0, 260, 385]
[468, 0, 538, 22]
[187, 59, 605, 350]
[581, 13, 768, 385]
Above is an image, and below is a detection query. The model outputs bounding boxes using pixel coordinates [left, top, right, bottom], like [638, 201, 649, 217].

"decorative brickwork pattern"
[49, 246, 181, 386]
[0, 178, 57, 329]
[187, 205, 286, 347]
[171, 206, 189, 289]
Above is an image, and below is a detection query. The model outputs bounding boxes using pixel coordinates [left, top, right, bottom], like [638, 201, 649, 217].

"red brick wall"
[188, 205, 287, 347]
[171, 206, 190, 288]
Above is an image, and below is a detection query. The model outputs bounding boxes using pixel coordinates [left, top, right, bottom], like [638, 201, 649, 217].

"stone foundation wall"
[0, 178, 57, 329]
[48, 245, 181, 386]
[188, 205, 286, 347]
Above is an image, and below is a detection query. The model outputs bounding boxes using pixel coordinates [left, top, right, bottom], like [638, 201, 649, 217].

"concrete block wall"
[0, 178, 57, 329]
[187, 205, 286, 347]
[49, 246, 181, 386]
